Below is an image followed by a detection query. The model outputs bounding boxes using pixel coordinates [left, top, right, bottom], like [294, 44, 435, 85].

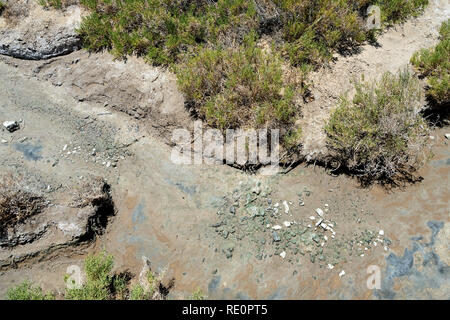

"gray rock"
[2, 121, 19, 132]
[273, 231, 281, 242]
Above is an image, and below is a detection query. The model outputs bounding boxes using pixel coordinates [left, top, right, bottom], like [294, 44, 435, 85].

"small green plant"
[112, 273, 129, 300]
[7, 281, 55, 300]
[65, 250, 114, 300]
[129, 284, 149, 300]
[411, 19, 449, 105]
[191, 288, 205, 300]
[325, 69, 431, 182]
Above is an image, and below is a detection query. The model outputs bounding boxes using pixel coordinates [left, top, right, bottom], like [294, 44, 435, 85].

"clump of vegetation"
[176, 33, 300, 132]
[376, 0, 428, 24]
[325, 69, 431, 183]
[7, 281, 55, 300]
[6, 251, 186, 300]
[411, 19, 449, 105]
[65, 250, 115, 300]
[0, 176, 47, 230]
[37, 0, 426, 164]
[190, 288, 206, 300]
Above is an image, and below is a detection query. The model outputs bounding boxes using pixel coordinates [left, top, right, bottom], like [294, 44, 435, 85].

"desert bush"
[129, 284, 148, 300]
[0, 1, 6, 15]
[65, 250, 114, 300]
[0, 176, 47, 229]
[39, 0, 79, 9]
[325, 69, 431, 182]
[7, 281, 55, 300]
[411, 19, 449, 105]
[376, 0, 428, 24]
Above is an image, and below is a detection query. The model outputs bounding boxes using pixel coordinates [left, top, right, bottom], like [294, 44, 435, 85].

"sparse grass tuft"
[325, 69, 431, 182]
[7, 281, 55, 300]
[411, 19, 449, 105]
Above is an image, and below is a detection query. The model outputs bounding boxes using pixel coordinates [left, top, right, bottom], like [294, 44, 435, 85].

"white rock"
[309, 216, 316, 220]
[3, 121, 19, 132]
[283, 221, 291, 227]
[379, 230, 384, 236]
[315, 208, 324, 217]
[280, 251, 286, 259]
[327, 264, 334, 270]
[63, 144, 68, 151]
[272, 225, 282, 230]
[283, 201, 289, 214]
[339, 270, 345, 277]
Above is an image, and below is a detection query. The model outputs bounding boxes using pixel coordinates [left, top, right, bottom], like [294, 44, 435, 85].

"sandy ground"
[0, 0, 448, 300]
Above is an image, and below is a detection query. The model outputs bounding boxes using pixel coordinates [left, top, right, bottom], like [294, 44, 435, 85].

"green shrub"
[376, 0, 428, 24]
[411, 19, 449, 105]
[190, 288, 205, 300]
[7, 281, 55, 300]
[276, 0, 370, 67]
[176, 33, 300, 132]
[77, 0, 257, 65]
[325, 69, 431, 182]
[65, 250, 114, 300]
